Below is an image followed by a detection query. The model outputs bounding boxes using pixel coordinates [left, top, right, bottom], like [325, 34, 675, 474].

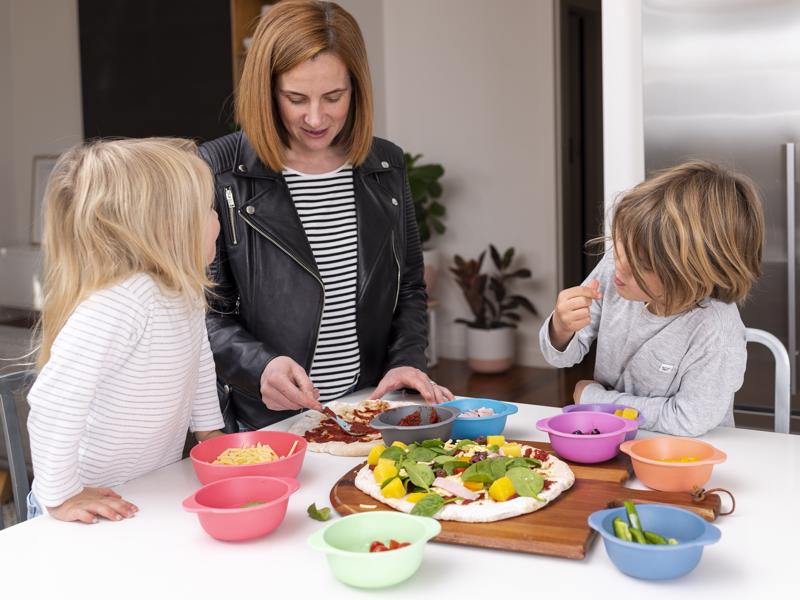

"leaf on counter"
[307, 502, 332, 521]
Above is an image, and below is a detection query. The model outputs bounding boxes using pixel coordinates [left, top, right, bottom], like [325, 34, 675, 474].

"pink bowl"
[182, 475, 300, 541]
[190, 431, 307, 485]
[562, 403, 645, 441]
[536, 412, 637, 464]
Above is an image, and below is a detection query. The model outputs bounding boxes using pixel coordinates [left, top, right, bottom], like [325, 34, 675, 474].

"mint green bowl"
[307, 512, 441, 589]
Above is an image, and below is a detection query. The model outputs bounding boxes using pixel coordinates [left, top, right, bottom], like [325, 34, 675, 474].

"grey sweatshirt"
[539, 253, 746, 437]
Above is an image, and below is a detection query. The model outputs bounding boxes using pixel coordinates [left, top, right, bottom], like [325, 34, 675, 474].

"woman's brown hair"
[610, 160, 764, 315]
[236, 0, 374, 171]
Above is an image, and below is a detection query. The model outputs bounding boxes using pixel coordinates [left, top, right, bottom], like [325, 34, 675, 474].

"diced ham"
[459, 407, 496, 418]
[432, 477, 480, 500]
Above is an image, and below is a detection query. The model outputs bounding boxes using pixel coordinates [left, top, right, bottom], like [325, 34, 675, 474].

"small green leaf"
[410, 493, 445, 517]
[407, 447, 437, 463]
[379, 446, 406, 462]
[307, 503, 332, 521]
[506, 467, 545, 499]
[402, 460, 435, 490]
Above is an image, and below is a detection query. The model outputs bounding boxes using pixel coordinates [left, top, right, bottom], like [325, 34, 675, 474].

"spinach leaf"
[443, 460, 471, 476]
[407, 447, 437, 463]
[410, 493, 445, 517]
[307, 502, 331, 521]
[402, 460, 435, 490]
[453, 439, 477, 450]
[421, 438, 444, 448]
[433, 455, 463, 464]
[505, 457, 541, 470]
[461, 461, 494, 484]
[506, 467, 544, 499]
[378, 446, 406, 462]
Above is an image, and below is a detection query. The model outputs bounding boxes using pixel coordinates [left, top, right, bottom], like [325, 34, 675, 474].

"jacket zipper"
[239, 212, 324, 370]
[224, 186, 238, 245]
[391, 231, 401, 313]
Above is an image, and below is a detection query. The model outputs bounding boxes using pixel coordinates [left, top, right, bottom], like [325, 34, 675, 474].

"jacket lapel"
[355, 159, 397, 299]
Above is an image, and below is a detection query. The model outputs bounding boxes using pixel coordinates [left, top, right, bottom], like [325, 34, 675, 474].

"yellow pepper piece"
[405, 492, 428, 504]
[382, 477, 406, 499]
[621, 408, 639, 420]
[373, 460, 398, 485]
[500, 443, 521, 457]
[488, 476, 516, 502]
[658, 456, 699, 463]
[486, 435, 506, 446]
[463, 480, 484, 492]
[614, 409, 624, 417]
[367, 444, 386, 466]
[391, 441, 408, 449]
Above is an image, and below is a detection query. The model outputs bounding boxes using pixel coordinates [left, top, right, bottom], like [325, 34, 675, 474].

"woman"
[201, 0, 454, 431]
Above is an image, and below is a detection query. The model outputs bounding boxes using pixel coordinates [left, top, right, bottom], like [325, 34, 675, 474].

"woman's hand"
[369, 367, 455, 404]
[260, 356, 323, 412]
[48, 487, 138, 524]
[573, 379, 598, 403]
[550, 280, 601, 350]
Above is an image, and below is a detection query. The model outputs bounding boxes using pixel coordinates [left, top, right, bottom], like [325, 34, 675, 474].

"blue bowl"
[439, 398, 518, 440]
[563, 403, 645, 441]
[588, 504, 721, 580]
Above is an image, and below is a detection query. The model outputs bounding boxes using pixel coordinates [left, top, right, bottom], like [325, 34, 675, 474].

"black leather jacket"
[199, 132, 428, 431]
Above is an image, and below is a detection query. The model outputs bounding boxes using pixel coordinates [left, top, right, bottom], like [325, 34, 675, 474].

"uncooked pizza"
[353, 436, 575, 522]
[288, 398, 416, 457]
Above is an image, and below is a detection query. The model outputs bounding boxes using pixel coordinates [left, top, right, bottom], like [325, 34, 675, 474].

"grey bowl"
[369, 405, 459, 446]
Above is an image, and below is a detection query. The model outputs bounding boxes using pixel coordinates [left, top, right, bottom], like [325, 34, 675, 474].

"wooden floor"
[428, 358, 588, 408]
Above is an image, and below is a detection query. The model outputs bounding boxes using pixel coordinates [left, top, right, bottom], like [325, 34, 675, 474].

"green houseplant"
[450, 245, 538, 373]
[404, 153, 446, 294]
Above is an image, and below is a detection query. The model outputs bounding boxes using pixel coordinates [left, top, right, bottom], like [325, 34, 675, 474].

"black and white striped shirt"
[284, 164, 360, 402]
[28, 273, 224, 508]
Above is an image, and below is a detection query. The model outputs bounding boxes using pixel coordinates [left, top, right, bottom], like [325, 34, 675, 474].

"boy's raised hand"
[48, 487, 138, 524]
[550, 279, 601, 350]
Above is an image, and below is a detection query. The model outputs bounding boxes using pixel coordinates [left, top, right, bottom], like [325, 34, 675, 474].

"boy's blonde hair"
[236, 0, 374, 171]
[37, 137, 214, 369]
[611, 160, 764, 316]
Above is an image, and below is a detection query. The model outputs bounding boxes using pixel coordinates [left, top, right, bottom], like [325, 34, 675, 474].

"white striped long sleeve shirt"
[28, 273, 224, 508]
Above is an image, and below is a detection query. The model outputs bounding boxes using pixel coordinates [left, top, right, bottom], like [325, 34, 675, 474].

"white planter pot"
[466, 326, 515, 374]
[422, 248, 439, 296]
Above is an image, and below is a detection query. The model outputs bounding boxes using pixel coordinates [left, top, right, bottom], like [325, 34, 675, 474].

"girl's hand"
[573, 379, 599, 403]
[550, 280, 601, 350]
[368, 367, 455, 404]
[260, 356, 323, 412]
[48, 487, 138, 524]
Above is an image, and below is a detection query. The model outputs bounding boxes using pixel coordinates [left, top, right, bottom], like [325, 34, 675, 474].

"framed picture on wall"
[31, 155, 59, 245]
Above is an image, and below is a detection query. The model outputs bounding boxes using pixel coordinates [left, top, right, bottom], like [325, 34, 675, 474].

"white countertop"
[1, 389, 797, 599]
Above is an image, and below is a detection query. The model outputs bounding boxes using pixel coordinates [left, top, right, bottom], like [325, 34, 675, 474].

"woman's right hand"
[550, 280, 601, 350]
[260, 356, 323, 412]
[48, 487, 138, 524]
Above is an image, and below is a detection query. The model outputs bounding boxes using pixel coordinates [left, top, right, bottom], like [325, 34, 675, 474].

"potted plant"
[450, 245, 538, 373]
[404, 152, 446, 293]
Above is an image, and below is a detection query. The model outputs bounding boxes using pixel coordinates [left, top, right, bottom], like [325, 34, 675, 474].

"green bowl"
[307, 512, 441, 589]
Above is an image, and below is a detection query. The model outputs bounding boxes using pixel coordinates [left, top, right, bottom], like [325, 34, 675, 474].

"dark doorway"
[78, 0, 234, 142]
[560, 0, 604, 287]
[558, 0, 604, 395]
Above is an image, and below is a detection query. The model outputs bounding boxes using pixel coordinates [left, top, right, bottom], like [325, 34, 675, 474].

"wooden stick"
[286, 440, 299, 458]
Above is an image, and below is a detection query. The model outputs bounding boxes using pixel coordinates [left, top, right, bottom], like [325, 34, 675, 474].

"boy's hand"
[550, 280, 601, 350]
[573, 379, 599, 403]
[48, 487, 138, 524]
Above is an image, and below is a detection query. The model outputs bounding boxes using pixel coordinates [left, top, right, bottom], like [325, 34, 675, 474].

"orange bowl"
[619, 437, 726, 492]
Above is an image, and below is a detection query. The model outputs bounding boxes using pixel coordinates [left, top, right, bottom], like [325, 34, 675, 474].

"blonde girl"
[27, 138, 224, 523]
[540, 161, 764, 437]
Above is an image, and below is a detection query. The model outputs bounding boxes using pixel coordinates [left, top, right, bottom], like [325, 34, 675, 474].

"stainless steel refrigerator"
[641, 0, 800, 432]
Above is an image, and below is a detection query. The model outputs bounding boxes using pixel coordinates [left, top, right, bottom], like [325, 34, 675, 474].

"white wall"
[0, 0, 12, 243]
[601, 0, 644, 223]
[383, 0, 559, 366]
[2, 0, 83, 248]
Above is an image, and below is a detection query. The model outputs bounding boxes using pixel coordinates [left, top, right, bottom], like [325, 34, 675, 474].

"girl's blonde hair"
[611, 160, 764, 315]
[236, 0, 374, 171]
[37, 137, 214, 369]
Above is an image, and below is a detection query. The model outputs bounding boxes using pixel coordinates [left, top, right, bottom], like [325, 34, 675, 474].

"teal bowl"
[439, 398, 518, 440]
[308, 512, 441, 589]
[588, 504, 721, 580]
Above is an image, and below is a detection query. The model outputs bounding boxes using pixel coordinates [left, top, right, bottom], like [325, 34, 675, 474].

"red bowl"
[183, 475, 300, 541]
[190, 431, 307, 485]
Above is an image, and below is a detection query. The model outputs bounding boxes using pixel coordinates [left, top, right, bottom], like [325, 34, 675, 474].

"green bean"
[613, 517, 633, 542]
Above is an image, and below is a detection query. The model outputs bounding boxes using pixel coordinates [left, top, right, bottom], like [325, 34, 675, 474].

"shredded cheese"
[213, 442, 280, 465]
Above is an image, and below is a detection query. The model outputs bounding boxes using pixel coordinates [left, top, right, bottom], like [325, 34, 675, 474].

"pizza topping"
[303, 400, 387, 443]
[459, 407, 496, 418]
[307, 503, 332, 521]
[397, 408, 441, 427]
[533, 449, 550, 462]
[369, 540, 410, 552]
[432, 477, 481, 500]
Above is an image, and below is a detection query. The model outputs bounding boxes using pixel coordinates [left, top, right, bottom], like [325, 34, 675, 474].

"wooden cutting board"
[329, 441, 721, 560]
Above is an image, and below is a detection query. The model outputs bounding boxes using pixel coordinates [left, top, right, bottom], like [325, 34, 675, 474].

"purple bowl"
[536, 412, 637, 464]
[562, 403, 645, 441]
